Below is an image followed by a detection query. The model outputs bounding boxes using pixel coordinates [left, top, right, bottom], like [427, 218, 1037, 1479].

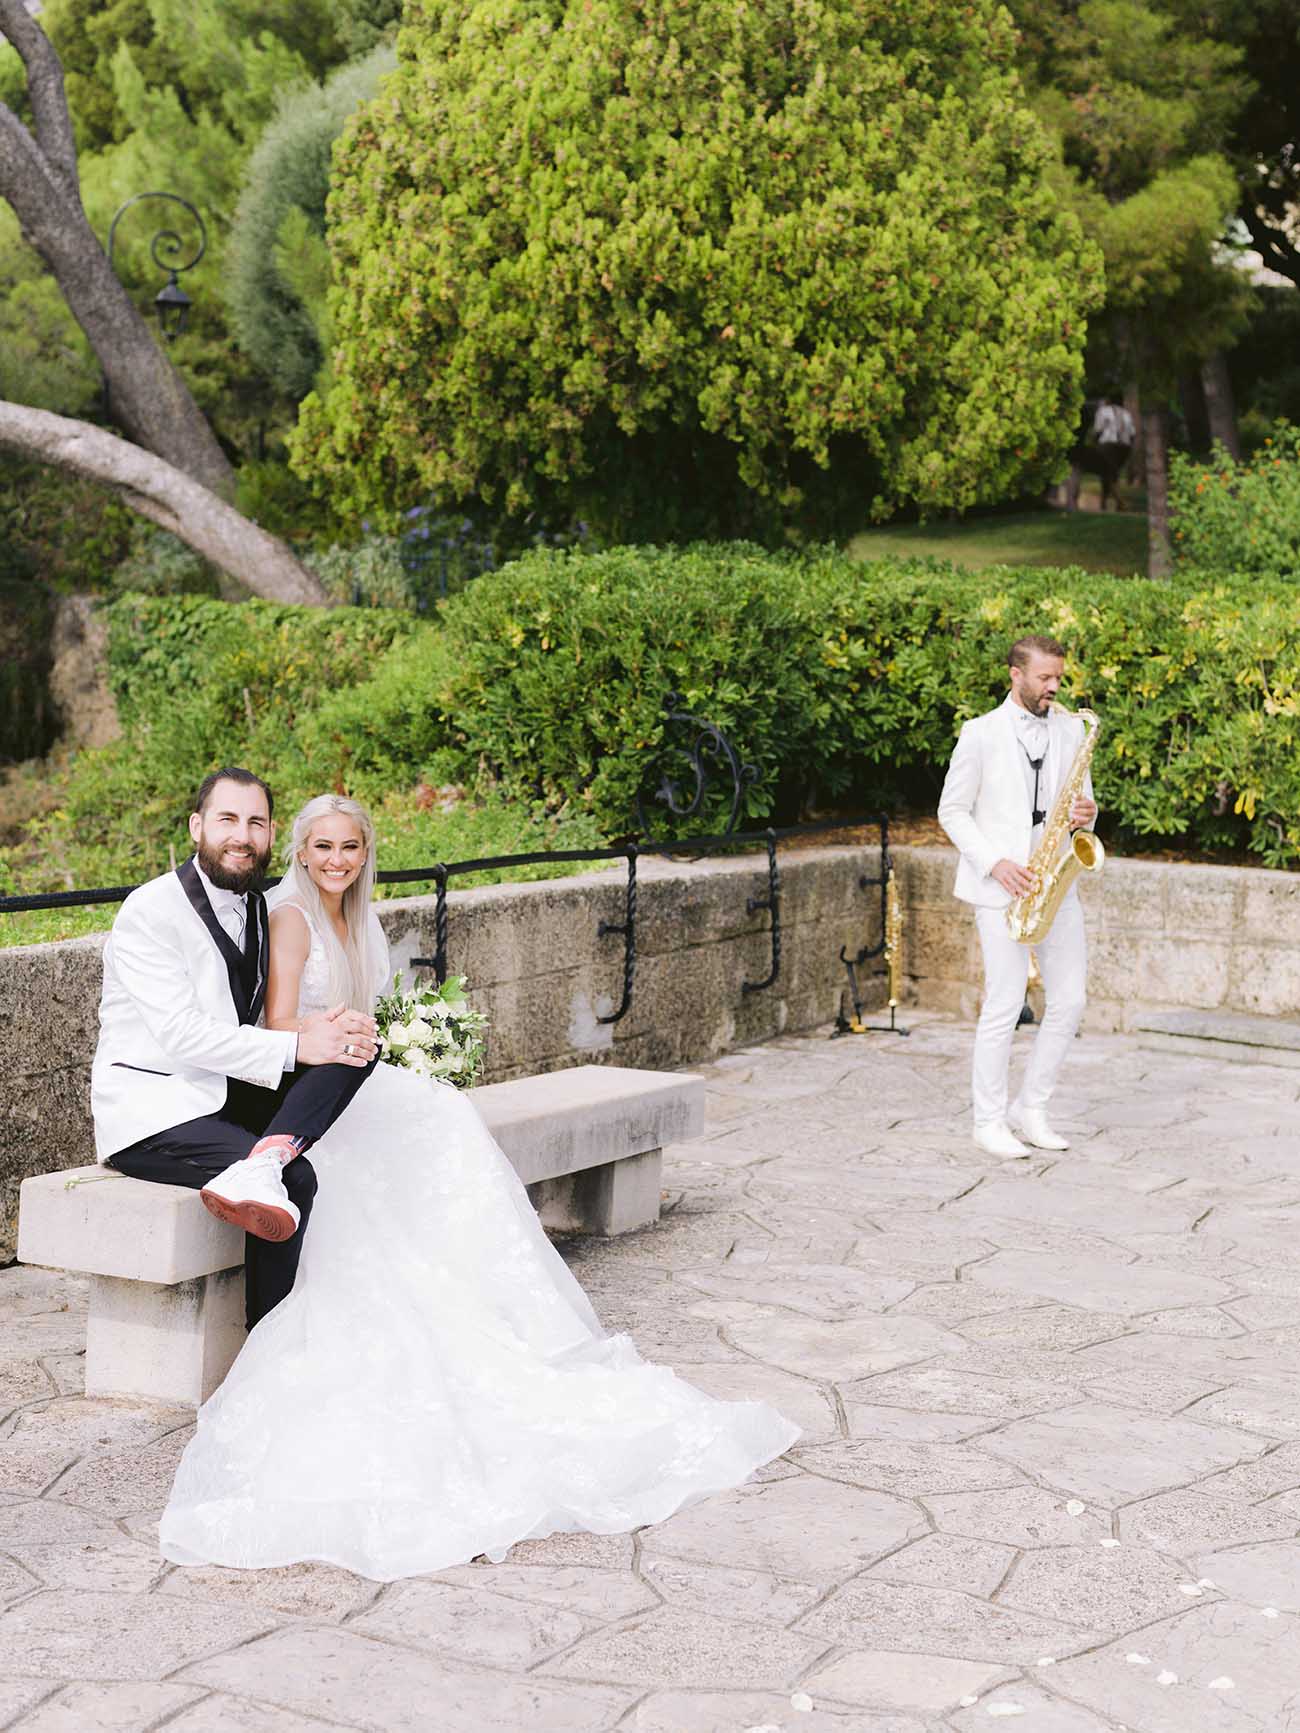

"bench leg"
[85, 1269, 246, 1407]
[529, 1148, 664, 1237]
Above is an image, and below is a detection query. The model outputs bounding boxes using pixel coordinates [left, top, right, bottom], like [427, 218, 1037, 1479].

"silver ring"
[344, 1043, 355, 1057]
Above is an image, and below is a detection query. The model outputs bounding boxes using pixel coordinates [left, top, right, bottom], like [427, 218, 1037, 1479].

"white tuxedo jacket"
[92, 869, 294, 1161]
[937, 699, 1094, 909]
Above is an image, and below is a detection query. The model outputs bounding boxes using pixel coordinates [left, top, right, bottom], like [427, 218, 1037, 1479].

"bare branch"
[0, 95, 70, 231]
[0, 0, 80, 198]
[0, 400, 330, 607]
[1240, 203, 1300, 289]
[0, 16, 233, 494]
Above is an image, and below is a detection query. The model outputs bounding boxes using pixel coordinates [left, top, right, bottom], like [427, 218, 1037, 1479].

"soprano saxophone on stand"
[884, 867, 903, 1015]
[1005, 703, 1104, 946]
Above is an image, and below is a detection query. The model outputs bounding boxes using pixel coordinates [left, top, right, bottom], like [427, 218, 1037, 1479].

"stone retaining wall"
[6, 838, 1300, 1261]
[897, 843, 1300, 1031]
[0, 846, 887, 1259]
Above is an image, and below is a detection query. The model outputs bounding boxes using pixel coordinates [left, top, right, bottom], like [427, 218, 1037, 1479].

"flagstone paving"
[3, 1014, 1300, 1730]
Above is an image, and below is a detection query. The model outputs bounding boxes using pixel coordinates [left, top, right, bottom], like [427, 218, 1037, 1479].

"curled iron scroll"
[636, 693, 758, 847]
[107, 192, 208, 280]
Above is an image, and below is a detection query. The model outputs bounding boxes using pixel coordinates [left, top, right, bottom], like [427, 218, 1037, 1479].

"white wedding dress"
[159, 898, 798, 1580]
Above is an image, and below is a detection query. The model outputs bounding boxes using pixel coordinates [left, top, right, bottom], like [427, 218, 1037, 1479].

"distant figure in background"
[1092, 392, 1135, 511]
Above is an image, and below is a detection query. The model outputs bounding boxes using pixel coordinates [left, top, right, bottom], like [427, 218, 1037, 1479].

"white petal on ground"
[1207, 1677, 1236, 1691]
[1157, 1671, 1178, 1686]
[790, 1694, 814, 1713]
[1126, 1653, 1151, 1665]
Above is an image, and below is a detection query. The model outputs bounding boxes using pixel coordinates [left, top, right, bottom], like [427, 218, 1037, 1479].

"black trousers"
[109, 1059, 376, 1328]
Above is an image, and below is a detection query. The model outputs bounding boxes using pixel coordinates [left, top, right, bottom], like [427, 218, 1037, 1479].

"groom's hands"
[297, 1004, 380, 1067]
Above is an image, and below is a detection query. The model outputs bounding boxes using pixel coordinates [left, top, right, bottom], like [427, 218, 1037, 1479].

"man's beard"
[197, 835, 272, 894]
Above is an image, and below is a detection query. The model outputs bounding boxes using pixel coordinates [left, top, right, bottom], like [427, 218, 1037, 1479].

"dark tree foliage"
[295, 0, 1101, 542]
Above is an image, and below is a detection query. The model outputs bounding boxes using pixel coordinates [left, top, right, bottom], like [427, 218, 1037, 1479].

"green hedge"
[11, 547, 1300, 925]
[303, 544, 1300, 867]
[0, 591, 604, 938]
[1170, 424, 1300, 577]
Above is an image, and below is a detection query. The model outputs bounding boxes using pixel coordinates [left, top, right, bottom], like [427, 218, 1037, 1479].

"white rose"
[386, 1021, 411, 1048]
[403, 1047, 430, 1073]
[405, 1016, 434, 1044]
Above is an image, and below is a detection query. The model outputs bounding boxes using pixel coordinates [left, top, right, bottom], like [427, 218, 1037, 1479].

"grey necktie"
[219, 899, 246, 949]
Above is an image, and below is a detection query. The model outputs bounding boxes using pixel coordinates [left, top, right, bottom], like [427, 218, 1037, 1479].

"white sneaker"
[1008, 1105, 1070, 1151]
[973, 1121, 1032, 1159]
[201, 1152, 300, 1242]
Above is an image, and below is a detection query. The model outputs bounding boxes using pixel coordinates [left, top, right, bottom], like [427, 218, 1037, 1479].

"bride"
[159, 793, 799, 1581]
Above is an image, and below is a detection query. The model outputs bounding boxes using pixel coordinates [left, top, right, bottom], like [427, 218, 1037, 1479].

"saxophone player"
[937, 636, 1098, 1159]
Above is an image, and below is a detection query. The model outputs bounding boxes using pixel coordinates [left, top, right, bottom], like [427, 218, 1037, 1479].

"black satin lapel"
[247, 890, 269, 1023]
[175, 858, 252, 1022]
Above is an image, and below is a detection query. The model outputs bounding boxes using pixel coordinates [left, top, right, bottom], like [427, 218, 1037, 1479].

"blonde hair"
[275, 794, 381, 1009]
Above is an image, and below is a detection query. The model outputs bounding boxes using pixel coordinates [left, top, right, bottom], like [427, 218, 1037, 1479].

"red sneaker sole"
[200, 1189, 298, 1242]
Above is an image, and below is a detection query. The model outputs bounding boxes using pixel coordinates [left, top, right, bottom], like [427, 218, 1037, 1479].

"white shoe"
[1008, 1105, 1070, 1151]
[201, 1153, 300, 1242]
[973, 1122, 1031, 1159]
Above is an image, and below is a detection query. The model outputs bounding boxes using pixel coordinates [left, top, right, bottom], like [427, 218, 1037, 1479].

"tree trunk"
[1201, 351, 1242, 460]
[1123, 383, 1145, 488]
[0, 0, 234, 497]
[1179, 367, 1210, 453]
[1143, 404, 1172, 579]
[0, 401, 328, 606]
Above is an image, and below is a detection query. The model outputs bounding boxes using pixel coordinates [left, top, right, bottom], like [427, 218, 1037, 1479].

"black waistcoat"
[175, 858, 269, 1026]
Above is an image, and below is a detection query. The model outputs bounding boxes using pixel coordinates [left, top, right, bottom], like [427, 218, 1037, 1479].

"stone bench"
[17, 1064, 704, 1406]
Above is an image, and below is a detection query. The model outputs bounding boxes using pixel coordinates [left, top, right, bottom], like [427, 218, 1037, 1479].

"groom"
[91, 767, 380, 1327]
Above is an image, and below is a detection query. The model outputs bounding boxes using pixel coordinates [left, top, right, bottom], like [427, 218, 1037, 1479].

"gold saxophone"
[884, 868, 903, 1010]
[1005, 703, 1104, 945]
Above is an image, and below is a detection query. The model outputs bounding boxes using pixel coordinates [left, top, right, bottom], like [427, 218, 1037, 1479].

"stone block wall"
[897, 844, 1300, 1031]
[7, 837, 1300, 1261]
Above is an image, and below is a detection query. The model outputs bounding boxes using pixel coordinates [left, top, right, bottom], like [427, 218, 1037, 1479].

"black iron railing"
[0, 817, 893, 1027]
[0, 702, 899, 1025]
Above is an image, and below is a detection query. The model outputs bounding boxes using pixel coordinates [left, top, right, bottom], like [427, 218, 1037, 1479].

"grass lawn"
[848, 508, 1147, 575]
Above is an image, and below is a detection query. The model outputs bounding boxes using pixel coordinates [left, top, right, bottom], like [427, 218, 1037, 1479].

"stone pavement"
[3, 1016, 1300, 1732]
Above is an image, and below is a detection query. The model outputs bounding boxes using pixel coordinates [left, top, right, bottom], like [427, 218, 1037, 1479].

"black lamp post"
[107, 191, 207, 342]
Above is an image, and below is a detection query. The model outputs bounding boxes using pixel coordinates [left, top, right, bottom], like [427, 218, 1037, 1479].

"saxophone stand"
[833, 967, 910, 1037]
[832, 853, 910, 1038]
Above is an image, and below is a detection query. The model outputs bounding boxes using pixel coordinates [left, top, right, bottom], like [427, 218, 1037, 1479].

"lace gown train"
[158, 902, 799, 1580]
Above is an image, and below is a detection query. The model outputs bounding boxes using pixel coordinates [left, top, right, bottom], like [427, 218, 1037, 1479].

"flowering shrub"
[1170, 425, 1300, 577]
[375, 972, 488, 1087]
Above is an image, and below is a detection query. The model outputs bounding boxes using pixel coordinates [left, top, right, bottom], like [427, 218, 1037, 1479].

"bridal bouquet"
[375, 972, 489, 1087]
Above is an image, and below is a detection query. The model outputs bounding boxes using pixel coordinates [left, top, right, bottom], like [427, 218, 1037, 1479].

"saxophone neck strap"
[1019, 742, 1047, 827]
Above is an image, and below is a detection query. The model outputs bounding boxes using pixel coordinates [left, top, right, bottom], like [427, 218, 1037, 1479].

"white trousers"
[972, 897, 1087, 1127]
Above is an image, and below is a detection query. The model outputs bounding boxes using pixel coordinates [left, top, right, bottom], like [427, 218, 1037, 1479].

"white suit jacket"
[937, 698, 1094, 909]
[92, 869, 295, 1161]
